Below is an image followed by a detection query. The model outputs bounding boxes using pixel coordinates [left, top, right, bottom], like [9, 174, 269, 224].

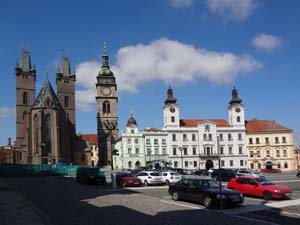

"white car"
[161, 171, 182, 184]
[236, 169, 262, 177]
[136, 171, 163, 186]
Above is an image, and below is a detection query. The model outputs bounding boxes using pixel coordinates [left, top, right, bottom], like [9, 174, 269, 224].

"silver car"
[236, 169, 263, 177]
[161, 171, 182, 184]
[136, 171, 163, 186]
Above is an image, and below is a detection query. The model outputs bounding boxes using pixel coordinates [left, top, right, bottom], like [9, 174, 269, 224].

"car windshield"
[150, 172, 160, 176]
[86, 168, 100, 175]
[255, 177, 273, 185]
[199, 180, 220, 189]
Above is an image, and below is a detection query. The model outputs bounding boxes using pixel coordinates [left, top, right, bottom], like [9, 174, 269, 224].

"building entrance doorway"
[206, 160, 213, 170]
[266, 161, 273, 170]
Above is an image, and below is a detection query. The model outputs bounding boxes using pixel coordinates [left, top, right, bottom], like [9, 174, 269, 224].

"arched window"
[23, 92, 28, 105]
[34, 115, 39, 154]
[103, 101, 110, 115]
[45, 114, 51, 153]
[171, 116, 175, 122]
[64, 96, 69, 108]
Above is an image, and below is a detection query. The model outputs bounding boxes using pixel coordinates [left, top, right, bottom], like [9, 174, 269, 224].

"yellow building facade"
[246, 120, 296, 172]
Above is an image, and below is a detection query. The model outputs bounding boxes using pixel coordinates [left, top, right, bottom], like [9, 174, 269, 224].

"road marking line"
[234, 215, 280, 225]
[244, 197, 275, 203]
[160, 200, 205, 210]
[275, 210, 300, 217]
[273, 180, 300, 183]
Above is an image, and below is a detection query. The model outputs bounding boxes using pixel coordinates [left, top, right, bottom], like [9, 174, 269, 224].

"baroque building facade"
[246, 119, 296, 172]
[14, 51, 89, 165]
[162, 86, 248, 170]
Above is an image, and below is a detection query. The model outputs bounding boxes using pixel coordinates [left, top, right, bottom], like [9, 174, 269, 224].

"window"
[146, 139, 151, 145]
[64, 95, 69, 108]
[276, 150, 280, 157]
[240, 160, 244, 166]
[220, 147, 224, 155]
[266, 150, 271, 157]
[203, 134, 207, 141]
[171, 116, 175, 122]
[221, 160, 225, 167]
[154, 139, 158, 145]
[239, 146, 243, 154]
[256, 138, 260, 144]
[228, 134, 232, 141]
[249, 138, 253, 144]
[192, 147, 196, 155]
[131, 129, 134, 133]
[284, 162, 288, 169]
[162, 139, 166, 145]
[193, 161, 197, 167]
[265, 137, 269, 144]
[172, 134, 176, 141]
[128, 148, 132, 155]
[155, 148, 159, 155]
[183, 134, 188, 142]
[34, 115, 39, 154]
[257, 151, 261, 158]
[275, 137, 279, 144]
[174, 161, 178, 168]
[208, 134, 212, 141]
[162, 148, 166, 155]
[45, 114, 51, 153]
[250, 151, 254, 157]
[128, 161, 132, 168]
[173, 147, 177, 155]
[238, 133, 242, 140]
[22, 92, 28, 105]
[277, 163, 281, 169]
[219, 134, 223, 141]
[183, 147, 187, 155]
[282, 137, 287, 143]
[184, 161, 188, 168]
[135, 148, 139, 155]
[147, 148, 151, 155]
[250, 163, 254, 169]
[135, 139, 139, 144]
[283, 150, 287, 157]
[237, 116, 241, 122]
[229, 147, 233, 154]
[258, 163, 261, 169]
[192, 134, 196, 141]
[230, 160, 233, 167]
[127, 138, 131, 144]
[102, 101, 110, 114]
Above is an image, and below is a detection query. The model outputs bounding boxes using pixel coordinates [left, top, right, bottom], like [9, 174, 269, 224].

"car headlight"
[274, 190, 282, 193]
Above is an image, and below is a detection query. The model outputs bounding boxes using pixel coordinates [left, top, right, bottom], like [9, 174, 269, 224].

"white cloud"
[75, 38, 260, 111]
[168, 0, 195, 7]
[0, 107, 16, 118]
[252, 34, 283, 52]
[207, 0, 257, 21]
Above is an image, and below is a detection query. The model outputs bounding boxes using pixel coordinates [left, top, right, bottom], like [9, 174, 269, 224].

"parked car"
[194, 169, 209, 176]
[211, 169, 237, 182]
[161, 171, 182, 184]
[236, 169, 262, 178]
[227, 176, 292, 200]
[168, 178, 244, 208]
[136, 171, 163, 186]
[116, 172, 142, 187]
[296, 171, 300, 177]
[173, 168, 184, 175]
[76, 167, 106, 185]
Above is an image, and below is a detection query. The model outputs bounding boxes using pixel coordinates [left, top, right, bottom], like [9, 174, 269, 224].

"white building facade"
[162, 86, 248, 170]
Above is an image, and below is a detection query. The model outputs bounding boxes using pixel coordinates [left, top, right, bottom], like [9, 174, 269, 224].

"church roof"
[180, 119, 230, 127]
[80, 134, 98, 145]
[32, 79, 62, 109]
[246, 120, 292, 133]
[127, 111, 137, 127]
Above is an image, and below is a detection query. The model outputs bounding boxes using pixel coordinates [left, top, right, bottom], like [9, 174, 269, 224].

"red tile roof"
[180, 119, 230, 127]
[80, 134, 97, 145]
[246, 120, 292, 133]
[144, 127, 161, 131]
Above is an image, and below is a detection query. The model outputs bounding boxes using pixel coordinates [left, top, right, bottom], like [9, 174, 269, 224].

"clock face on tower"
[170, 107, 175, 113]
[101, 87, 111, 96]
[235, 107, 241, 113]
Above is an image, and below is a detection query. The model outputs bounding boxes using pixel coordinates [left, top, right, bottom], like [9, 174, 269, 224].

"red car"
[116, 172, 142, 187]
[227, 176, 291, 200]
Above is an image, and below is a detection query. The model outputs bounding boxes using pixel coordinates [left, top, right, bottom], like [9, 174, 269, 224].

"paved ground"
[2, 176, 281, 225]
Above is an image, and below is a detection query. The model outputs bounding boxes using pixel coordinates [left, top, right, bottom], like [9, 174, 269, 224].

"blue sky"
[0, 0, 299, 146]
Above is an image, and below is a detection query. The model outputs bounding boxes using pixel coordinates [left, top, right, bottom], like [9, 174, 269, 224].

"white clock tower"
[163, 86, 180, 128]
[228, 86, 245, 127]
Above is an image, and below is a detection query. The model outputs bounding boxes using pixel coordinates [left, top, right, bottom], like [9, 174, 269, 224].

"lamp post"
[217, 135, 223, 213]
[178, 147, 184, 171]
[296, 148, 300, 173]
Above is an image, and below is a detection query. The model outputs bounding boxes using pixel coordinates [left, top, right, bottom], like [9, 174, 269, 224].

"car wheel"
[263, 191, 272, 200]
[172, 192, 180, 201]
[203, 196, 213, 208]
[144, 180, 148, 186]
[166, 180, 170, 185]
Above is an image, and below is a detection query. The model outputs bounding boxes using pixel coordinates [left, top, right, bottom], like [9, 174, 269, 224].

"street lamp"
[178, 146, 184, 171]
[217, 135, 223, 213]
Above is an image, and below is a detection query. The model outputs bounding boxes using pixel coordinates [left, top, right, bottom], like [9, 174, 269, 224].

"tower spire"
[20, 50, 32, 72]
[229, 86, 242, 105]
[98, 43, 114, 76]
[165, 85, 177, 105]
